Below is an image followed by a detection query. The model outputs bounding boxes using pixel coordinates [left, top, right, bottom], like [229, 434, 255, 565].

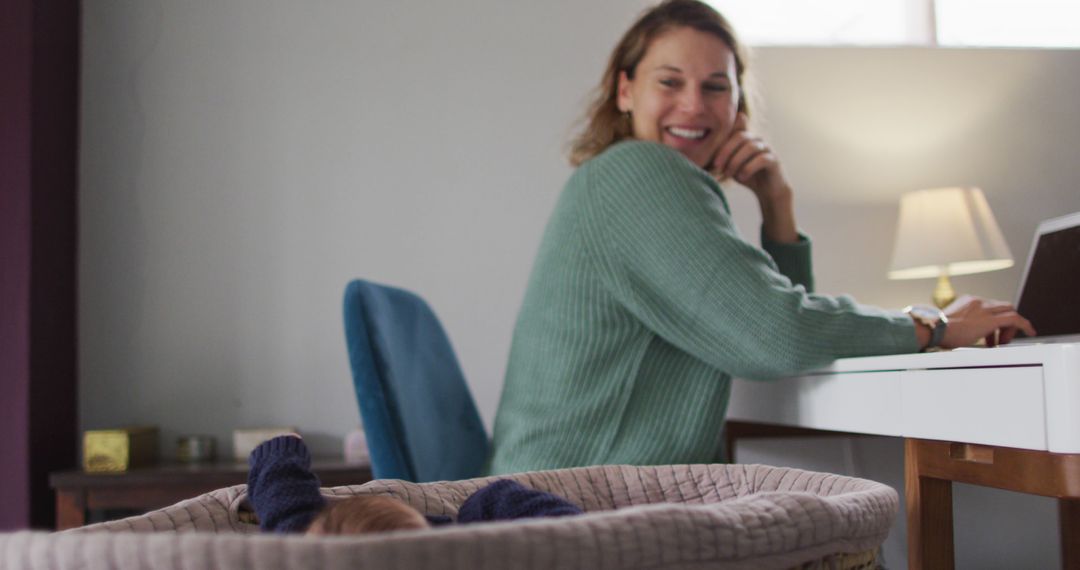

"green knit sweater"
[489, 141, 918, 475]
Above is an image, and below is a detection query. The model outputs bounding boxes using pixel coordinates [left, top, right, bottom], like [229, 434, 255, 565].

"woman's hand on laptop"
[943, 295, 1036, 348]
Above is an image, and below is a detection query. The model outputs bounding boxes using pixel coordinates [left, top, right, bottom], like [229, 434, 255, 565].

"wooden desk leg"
[905, 438, 955, 570]
[1062, 499, 1080, 569]
[55, 489, 86, 530]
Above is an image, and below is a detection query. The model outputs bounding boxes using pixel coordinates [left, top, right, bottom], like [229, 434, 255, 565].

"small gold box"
[83, 427, 159, 472]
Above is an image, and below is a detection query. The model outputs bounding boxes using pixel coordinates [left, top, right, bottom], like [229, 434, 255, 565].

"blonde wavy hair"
[568, 0, 750, 167]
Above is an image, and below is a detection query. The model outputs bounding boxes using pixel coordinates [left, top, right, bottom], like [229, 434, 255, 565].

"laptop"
[1011, 211, 1080, 344]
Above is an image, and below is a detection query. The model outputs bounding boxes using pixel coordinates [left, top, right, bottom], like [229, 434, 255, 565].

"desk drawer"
[901, 366, 1046, 450]
[730, 372, 902, 436]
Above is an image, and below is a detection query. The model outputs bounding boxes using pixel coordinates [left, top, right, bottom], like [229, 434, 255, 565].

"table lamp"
[888, 186, 1013, 308]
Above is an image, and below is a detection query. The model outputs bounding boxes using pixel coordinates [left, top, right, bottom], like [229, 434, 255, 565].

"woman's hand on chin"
[710, 112, 791, 204]
[711, 113, 798, 243]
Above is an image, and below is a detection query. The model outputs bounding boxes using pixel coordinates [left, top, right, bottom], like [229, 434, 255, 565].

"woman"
[488, 0, 1032, 475]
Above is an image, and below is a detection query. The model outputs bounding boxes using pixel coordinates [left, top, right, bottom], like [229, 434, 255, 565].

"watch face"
[906, 305, 941, 322]
[912, 308, 936, 321]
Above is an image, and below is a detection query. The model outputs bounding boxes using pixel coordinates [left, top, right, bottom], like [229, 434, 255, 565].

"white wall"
[80, 2, 1080, 567]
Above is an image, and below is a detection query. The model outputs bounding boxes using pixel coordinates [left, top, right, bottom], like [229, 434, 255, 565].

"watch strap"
[928, 312, 949, 348]
[905, 305, 948, 350]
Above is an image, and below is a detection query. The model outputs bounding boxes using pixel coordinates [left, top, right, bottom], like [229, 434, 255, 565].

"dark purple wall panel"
[0, 0, 79, 530]
[29, 0, 80, 529]
[0, 0, 34, 532]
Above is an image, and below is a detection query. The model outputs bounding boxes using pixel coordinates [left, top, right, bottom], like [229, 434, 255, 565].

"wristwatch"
[904, 305, 949, 350]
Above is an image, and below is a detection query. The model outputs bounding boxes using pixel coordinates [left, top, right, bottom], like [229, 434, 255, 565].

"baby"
[246, 435, 582, 534]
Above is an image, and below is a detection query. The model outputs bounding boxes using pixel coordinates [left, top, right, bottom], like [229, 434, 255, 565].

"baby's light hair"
[306, 495, 430, 535]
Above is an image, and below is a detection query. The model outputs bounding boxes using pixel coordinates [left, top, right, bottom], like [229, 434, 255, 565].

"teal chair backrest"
[342, 279, 489, 482]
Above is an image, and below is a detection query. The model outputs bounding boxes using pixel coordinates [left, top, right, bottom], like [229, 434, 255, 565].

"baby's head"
[306, 495, 430, 535]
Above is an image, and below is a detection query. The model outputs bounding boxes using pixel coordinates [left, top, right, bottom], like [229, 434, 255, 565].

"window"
[936, 0, 1080, 48]
[706, 0, 1080, 48]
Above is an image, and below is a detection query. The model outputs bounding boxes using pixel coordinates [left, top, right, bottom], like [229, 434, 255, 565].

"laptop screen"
[1016, 222, 1080, 338]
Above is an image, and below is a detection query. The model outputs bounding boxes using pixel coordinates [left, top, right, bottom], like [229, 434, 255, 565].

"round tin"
[176, 435, 216, 463]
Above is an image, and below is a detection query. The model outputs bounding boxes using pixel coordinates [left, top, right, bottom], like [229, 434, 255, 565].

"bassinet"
[1, 464, 896, 569]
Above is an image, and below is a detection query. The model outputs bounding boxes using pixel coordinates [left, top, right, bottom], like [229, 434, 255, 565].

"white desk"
[726, 342, 1080, 570]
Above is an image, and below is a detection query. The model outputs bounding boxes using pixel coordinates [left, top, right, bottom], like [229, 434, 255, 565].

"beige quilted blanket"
[1, 464, 896, 569]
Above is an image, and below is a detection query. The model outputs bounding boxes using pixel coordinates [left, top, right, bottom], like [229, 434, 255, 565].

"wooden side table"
[49, 459, 372, 530]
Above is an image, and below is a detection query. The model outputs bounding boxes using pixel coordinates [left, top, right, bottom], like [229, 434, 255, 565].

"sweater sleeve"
[246, 436, 326, 533]
[579, 141, 918, 380]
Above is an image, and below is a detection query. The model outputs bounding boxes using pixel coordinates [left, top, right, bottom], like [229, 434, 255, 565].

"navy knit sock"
[247, 436, 326, 533]
[457, 479, 582, 523]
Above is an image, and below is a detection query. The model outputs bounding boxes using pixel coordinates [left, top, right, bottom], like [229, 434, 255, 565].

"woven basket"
[3, 464, 897, 570]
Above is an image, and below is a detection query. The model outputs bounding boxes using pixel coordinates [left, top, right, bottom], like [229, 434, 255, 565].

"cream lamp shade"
[888, 187, 1013, 307]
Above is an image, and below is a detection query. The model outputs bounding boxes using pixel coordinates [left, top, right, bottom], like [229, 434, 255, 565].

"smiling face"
[616, 26, 740, 168]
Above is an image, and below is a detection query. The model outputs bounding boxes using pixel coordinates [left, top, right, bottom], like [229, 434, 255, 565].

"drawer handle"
[949, 443, 994, 464]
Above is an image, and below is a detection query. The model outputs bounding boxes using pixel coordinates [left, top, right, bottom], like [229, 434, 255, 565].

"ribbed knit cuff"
[887, 310, 922, 353]
[761, 228, 814, 292]
[249, 435, 310, 469]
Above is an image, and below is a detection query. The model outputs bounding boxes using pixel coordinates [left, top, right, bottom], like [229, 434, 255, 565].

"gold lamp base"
[932, 273, 956, 309]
